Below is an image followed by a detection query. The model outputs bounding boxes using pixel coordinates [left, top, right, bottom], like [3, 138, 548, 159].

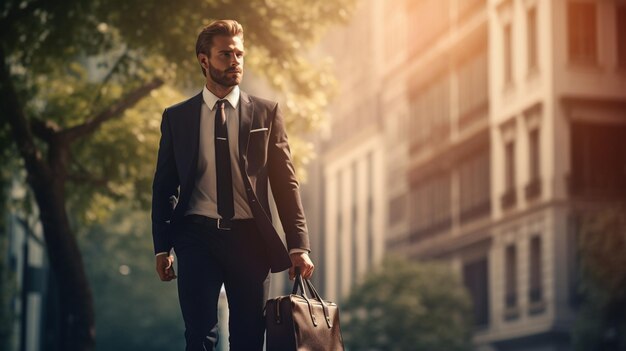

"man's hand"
[289, 252, 315, 280]
[156, 254, 177, 281]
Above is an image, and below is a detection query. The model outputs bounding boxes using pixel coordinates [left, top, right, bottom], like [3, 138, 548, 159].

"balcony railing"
[410, 217, 453, 243]
[458, 102, 488, 132]
[528, 287, 545, 315]
[500, 188, 517, 209]
[504, 292, 520, 320]
[525, 178, 542, 200]
[459, 200, 491, 224]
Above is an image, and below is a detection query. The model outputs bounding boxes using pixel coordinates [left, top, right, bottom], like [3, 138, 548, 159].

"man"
[151, 19, 314, 350]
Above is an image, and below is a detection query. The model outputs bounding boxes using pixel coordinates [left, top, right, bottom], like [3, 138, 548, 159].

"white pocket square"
[250, 127, 268, 133]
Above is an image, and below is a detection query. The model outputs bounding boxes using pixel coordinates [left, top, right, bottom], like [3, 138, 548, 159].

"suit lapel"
[238, 91, 254, 169]
[183, 92, 203, 197]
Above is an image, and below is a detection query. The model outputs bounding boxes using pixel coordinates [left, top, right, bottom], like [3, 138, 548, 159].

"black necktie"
[214, 100, 234, 223]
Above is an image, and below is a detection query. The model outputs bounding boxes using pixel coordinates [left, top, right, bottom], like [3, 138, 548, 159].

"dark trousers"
[173, 218, 271, 351]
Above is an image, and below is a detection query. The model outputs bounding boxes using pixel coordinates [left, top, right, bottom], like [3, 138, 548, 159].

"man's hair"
[196, 19, 244, 76]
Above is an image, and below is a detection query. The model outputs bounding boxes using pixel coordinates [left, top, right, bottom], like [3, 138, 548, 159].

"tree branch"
[85, 48, 129, 119]
[62, 77, 164, 142]
[30, 117, 60, 142]
[16, 216, 46, 246]
[67, 157, 109, 187]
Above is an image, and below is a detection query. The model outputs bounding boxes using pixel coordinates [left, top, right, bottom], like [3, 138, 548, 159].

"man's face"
[207, 35, 244, 87]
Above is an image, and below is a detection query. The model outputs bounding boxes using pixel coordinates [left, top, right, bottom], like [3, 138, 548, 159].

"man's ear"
[197, 53, 209, 69]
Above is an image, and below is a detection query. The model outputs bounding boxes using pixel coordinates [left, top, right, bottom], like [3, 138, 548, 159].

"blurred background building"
[3, 180, 55, 351]
[304, 0, 626, 350]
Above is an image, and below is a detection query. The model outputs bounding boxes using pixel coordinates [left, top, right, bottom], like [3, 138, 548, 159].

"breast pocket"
[247, 128, 269, 172]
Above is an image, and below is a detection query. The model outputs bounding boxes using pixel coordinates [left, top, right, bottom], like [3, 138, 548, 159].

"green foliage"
[79, 207, 185, 351]
[1, 0, 355, 225]
[67, 86, 185, 226]
[572, 206, 626, 351]
[342, 257, 473, 351]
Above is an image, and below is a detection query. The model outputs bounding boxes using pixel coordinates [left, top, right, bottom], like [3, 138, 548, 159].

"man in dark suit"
[151, 19, 314, 350]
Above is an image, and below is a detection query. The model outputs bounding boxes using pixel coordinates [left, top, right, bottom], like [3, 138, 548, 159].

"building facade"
[309, 0, 626, 349]
[307, 0, 388, 302]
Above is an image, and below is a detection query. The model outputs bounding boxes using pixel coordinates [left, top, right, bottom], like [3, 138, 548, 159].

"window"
[526, 128, 542, 199]
[463, 258, 490, 327]
[501, 141, 517, 208]
[388, 195, 406, 224]
[505, 245, 518, 311]
[505, 142, 516, 191]
[567, 1, 597, 65]
[366, 153, 374, 267]
[617, 4, 626, 68]
[409, 76, 451, 147]
[336, 170, 343, 297]
[570, 123, 626, 196]
[458, 50, 489, 130]
[351, 162, 358, 284]
[503, 23, 513, 85]
[529, 129, 540, 180]
[527, 6, 538, 71]
[410, 173, 452, 240]
[529, 236, 543, 304]
[459, 150, 491, 223]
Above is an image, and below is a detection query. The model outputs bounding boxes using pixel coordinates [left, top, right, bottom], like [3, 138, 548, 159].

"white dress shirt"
[185, 85, 254, 219]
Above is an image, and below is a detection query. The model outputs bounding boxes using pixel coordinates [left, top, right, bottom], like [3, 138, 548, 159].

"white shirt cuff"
[289, 248, 308, 255]
[155, 252, 169, 257]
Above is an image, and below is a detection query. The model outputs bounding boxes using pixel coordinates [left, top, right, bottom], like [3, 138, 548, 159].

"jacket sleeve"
[267, 103, 310, 252]
[151, 108, 179, 255]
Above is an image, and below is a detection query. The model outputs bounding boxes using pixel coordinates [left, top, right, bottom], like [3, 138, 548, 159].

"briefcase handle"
[292, 267, 334, 328]
[291, 267, 316, 297]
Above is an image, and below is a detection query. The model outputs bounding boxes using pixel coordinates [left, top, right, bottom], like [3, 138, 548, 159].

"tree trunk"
[2, 41, 163, 349]
[1, 48, 95, 350]
[29, 168, 95, 351]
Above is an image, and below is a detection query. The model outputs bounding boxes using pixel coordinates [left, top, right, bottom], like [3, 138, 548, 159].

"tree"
[0, 1, 354, 349]
[342, 257, 473, 351]
[573, 206, 626, 351]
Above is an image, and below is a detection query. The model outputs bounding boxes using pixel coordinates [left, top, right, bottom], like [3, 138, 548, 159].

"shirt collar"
[202, 85, 240, 110]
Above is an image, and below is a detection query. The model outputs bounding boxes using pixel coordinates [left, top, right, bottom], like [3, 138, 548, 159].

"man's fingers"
[158, 267, 169, 281]
[156, 258, 176, 281]
[290, 264, 315, 280]
[167, 266, 177, 279]
[289, 266, 295, 280]
[302, 265, 315, 279]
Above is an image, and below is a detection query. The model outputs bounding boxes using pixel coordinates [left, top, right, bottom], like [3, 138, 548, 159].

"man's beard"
[208, 62, 242, 87]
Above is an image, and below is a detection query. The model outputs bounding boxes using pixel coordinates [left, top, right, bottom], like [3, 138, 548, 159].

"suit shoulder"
[164, 92, 202, 114]
[248, 94, 278, 111]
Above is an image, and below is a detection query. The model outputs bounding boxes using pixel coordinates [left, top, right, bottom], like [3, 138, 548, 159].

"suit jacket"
[151, 90, 309, 272]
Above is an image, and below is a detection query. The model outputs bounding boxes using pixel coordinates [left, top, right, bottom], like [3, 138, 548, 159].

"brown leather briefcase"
[265, 270, 345, 351]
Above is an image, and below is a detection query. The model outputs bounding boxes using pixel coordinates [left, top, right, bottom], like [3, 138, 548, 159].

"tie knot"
[216, 99, 227, 110]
